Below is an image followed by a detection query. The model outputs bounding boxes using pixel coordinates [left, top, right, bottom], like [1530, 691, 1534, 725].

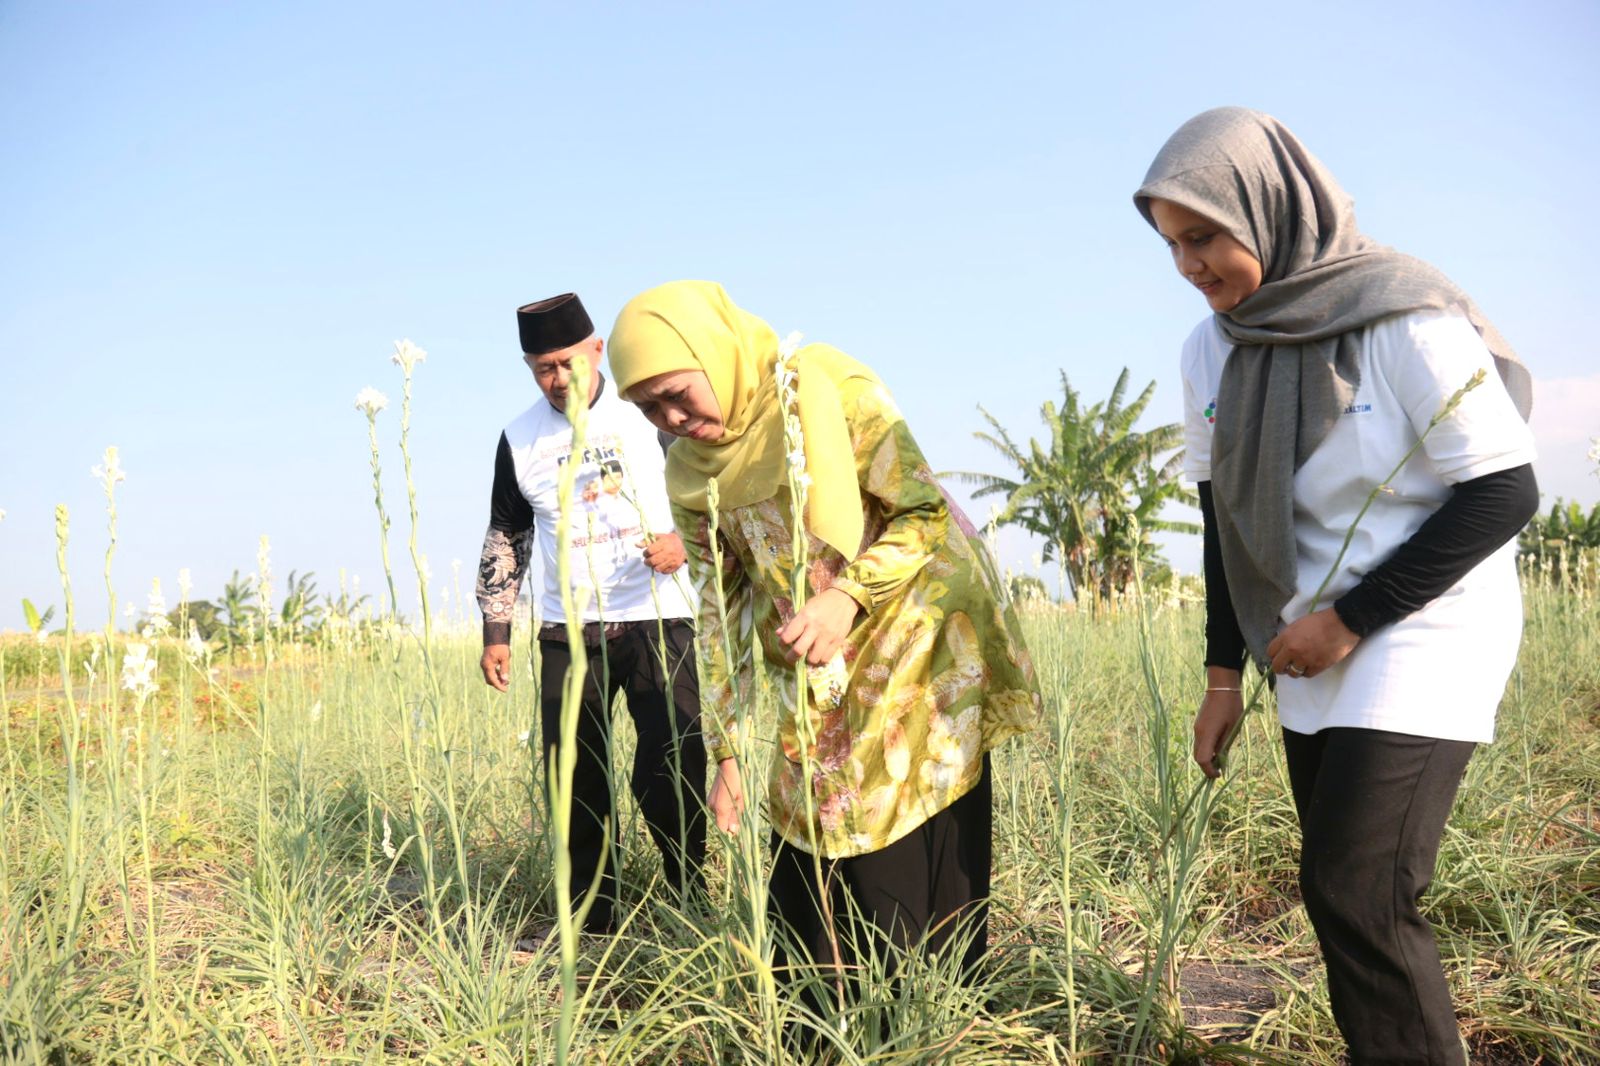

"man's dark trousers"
[538, 618, 705, 932]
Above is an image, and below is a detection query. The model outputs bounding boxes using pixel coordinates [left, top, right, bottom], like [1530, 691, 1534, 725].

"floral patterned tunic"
[674, 376, 1041, 859]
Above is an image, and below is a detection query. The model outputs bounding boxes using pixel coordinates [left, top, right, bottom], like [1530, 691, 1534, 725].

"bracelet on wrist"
[1205, 686, 1242, 693]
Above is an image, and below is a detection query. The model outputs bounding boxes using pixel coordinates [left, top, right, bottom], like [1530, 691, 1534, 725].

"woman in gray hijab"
[1135, 108, 1537, 1065]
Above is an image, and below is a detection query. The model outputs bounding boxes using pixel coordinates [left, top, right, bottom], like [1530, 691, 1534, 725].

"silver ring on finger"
[1287, 663, 1305, 678]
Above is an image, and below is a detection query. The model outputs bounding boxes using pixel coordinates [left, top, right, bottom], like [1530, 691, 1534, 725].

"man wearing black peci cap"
[475, 292, 705, 933]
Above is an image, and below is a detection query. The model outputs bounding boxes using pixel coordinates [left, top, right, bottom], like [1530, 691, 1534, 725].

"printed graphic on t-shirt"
[543, 437, 646, 544]
[554, 441, 629, 510]
[1204, 397, 1216, 424]
[504, 390, 694, 623]
[578, 460, 626, 507]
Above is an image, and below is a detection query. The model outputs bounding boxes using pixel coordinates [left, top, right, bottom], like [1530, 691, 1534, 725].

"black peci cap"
[516, 293, 594, 355]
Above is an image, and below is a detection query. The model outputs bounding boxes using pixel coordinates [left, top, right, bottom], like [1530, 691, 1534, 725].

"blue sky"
[3, 1, 1598, 630]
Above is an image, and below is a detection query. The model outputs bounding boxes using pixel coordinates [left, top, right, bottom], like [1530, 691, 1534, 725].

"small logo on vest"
[1343, 402, 1373, 415]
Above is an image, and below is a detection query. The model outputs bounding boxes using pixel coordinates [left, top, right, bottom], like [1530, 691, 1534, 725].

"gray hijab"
[1133, 107, 1532, 668]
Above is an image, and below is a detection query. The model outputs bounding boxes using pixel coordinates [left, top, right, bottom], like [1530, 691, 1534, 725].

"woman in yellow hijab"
[609, 281, 1040, 1003]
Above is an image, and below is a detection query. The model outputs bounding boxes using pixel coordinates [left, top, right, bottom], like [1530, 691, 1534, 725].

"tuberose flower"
[354, 386, 389, 415]
[121, 643, 158, 700]
[91, 446, 127, 490]
[144, 579, 170, 633]
[391, 339, 427, 373]
[183, 621, 206, 662]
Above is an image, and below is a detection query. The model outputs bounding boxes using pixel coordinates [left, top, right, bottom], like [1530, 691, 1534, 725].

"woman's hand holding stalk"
[1193, 666, 1245, 780]
[777, 587, 860, 666]
[1266, 607, 1360, 679]
[638, 532, 687, 574]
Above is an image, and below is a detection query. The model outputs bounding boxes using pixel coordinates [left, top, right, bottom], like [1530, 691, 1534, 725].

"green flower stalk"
[355, 385, 401, 623]
[1308, 368, 1487, 613]
[392, 340, 436, 657]
[91, 445, 125, 709]
[386, 340, 475, 956]
[705, 477, 782, 1047]
[774, 331, 849, 1023]
[614, 449, 697, 612]
[53, 505, 90, 955]
[256, 534, 274, 666]
[549, 349, 603, 1066]
[121, 640, 163, 1043]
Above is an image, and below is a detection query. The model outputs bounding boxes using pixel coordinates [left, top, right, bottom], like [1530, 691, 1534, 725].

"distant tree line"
[1518, 499, 1600, 584]
[175, 570, 376, 653]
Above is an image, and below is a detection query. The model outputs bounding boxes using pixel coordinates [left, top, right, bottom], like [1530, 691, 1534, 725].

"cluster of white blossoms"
[257, 535, 273, 614]
[178, 568, 192, 603]
[390, 339, 427, 373]
[141, 578, 171, 638]
[91, 445, 126, 493]
[354, 386, 389, 416]
[774, 331, 810, 493]
[183, 621, 207, 663]
[1588, 436, 1600, 476]
[121, 643, 158, 700]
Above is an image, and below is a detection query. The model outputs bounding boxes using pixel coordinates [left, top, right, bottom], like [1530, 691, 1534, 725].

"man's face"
[527, 336, 604, 412]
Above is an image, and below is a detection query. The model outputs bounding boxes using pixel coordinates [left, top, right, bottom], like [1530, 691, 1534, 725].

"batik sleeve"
[477, 433, 535, 646]
[831, 379, 949, 613]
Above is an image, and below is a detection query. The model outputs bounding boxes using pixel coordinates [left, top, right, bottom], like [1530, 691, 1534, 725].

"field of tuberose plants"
[2, 353, 1597, 1064]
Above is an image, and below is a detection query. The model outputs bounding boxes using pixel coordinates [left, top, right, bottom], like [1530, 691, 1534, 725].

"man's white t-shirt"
[1181, 309, 1537, 743]
[503, 381, 694, 624]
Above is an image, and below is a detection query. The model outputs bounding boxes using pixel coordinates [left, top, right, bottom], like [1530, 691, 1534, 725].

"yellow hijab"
[607, 281, 878, 561]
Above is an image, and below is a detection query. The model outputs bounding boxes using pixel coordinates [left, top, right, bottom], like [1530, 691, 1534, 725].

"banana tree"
[947, 368, 1198, 604]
